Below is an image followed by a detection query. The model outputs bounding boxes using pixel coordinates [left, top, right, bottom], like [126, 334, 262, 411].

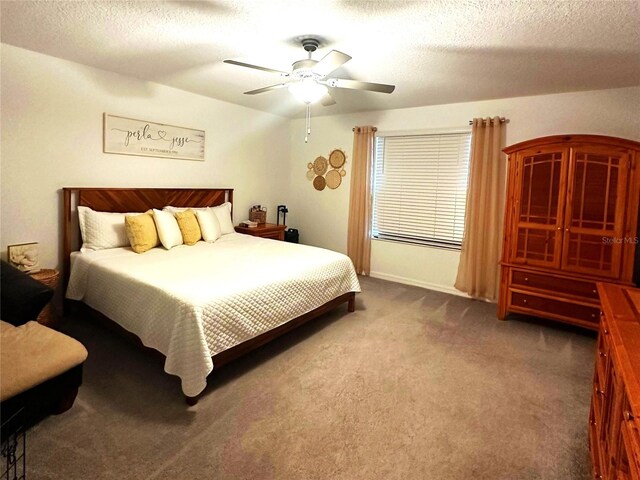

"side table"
[29, 269, 60, 327]
[235, 223, 286, 241]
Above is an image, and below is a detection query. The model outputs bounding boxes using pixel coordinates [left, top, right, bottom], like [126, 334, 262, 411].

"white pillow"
[78, 206, 131, 252]
[210, 202, 234, 235]
[163, 206, 208, 214]
[152, 209, 184, 250]
[195, 209, 222, 243]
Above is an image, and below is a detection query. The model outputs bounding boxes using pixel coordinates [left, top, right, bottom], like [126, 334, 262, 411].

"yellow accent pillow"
[125, 211, 159, 253]
[174, 209, 202, 245]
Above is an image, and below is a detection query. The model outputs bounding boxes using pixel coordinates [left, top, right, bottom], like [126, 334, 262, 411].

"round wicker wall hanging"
[313, 156, 328, 175]
[325, 169, 341, 189]
[307, 148, 347, 191]
[329, 149, 346, 168]
[313, 175, 326, 191]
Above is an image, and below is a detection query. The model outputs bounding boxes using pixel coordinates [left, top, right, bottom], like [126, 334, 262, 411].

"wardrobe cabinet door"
[511, 148, 568, 268]
[562, 146, 630, 278]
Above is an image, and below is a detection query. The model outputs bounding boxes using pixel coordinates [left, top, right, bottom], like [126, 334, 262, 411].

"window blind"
[372, 132, 471, 248]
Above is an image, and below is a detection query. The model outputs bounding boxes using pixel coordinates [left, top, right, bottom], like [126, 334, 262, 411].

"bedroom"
[0, 0, 639, 479]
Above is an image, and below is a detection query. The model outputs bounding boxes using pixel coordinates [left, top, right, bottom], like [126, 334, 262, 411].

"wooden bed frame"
[62, 187, 355, 405]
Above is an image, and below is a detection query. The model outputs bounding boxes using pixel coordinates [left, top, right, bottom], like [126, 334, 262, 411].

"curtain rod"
[468, 117, 507, 125]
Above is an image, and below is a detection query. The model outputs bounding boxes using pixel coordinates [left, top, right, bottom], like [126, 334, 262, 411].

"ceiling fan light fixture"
[225, 36, 395, 143]
[288, 78, 327, 104]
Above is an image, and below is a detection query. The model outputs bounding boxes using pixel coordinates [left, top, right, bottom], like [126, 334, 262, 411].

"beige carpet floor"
[28, 276, 595, 479]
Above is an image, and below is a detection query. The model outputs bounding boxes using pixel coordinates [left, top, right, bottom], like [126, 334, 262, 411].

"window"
[372, 131, 471, 249]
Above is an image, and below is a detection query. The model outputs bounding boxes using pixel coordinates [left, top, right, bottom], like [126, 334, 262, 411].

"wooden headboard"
[62, 187, 233, 287]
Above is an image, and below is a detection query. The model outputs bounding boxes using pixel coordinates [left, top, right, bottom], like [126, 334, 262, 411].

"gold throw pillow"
[125, 211, 159, 253]
[174, 209, 202, 245]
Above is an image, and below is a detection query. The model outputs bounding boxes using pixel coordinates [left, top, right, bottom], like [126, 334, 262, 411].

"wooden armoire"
[498, 135, 640, 330]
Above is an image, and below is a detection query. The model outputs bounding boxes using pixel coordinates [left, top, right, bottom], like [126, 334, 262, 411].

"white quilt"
[66, 233, 360, 397]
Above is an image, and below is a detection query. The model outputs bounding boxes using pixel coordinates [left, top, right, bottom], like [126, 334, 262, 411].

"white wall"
[1, 44, 291, 270]
[288, 86, 640, 295]
[3, 43, 638, 296]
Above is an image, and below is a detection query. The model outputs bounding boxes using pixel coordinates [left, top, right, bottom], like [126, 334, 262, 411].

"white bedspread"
[66, 233, 360, 397]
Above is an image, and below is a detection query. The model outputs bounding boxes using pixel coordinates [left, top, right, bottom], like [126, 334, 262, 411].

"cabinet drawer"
[595, 332, 610, 392]
[590, 408, 604, 479]
[593, 378, 605, 431]
[511, 269, 599, 301]
[621, 417, 640, 480]
[509, 290, 601, 326]
[261, 231, 283, 240]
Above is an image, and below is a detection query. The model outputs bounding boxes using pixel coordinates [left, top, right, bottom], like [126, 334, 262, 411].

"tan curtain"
[455, 117, 506, 301]
[347, 126, 377, 275]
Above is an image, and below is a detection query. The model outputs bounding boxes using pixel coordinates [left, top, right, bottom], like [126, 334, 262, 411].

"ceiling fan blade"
[320, 91, 336, 106]
[244, 83, 289, 95]
[224, 59, 289, 76]
[328, 78, 395, 94]
[312, 50, 352, 77]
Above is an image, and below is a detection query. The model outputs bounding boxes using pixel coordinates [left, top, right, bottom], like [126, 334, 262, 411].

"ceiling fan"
[224, 37, 396, 107]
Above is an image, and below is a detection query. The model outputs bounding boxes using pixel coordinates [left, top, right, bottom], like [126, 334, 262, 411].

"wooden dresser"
[498, 135, 640, 330]
[590, 283, 640, 479]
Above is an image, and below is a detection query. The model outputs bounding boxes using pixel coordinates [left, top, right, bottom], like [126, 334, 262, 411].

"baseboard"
[369, 271, 469, 298]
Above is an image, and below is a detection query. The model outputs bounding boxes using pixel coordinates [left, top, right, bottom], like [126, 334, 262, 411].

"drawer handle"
[591, 313, 596, 318]
[592, 289, 597, 294]
[598, 351, 607, 358]
[523, 299, 527, 304]
[624, 411, 634, 421]
[597, 388, 605, 396]
[524, 277, 529, 282]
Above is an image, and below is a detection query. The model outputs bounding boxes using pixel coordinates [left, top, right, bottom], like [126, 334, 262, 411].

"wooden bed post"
[347, 292, 355, 312]
[62, 188, 73, 316]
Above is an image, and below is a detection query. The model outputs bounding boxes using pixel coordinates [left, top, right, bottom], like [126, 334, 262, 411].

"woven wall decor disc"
[306, 170, 315, 180]
[329, 149, 346, 168]
[313, 175, 326, 191]
[313, 156, 328, 175]
[339, 168, 346, 177]
[325, 169, 341, 189]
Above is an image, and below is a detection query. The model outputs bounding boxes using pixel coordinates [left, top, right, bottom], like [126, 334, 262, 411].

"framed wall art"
[103, 114, 205, 161]
[8, 242, 40, 273]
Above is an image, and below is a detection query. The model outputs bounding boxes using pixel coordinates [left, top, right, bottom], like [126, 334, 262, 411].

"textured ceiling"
[2, 0, 639, 118]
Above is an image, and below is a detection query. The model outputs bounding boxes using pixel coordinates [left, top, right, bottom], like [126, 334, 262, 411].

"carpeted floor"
[28, 276, 596, 479]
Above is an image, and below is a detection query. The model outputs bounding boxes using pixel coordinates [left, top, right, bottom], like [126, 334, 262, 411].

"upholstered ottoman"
[0, 320, 88, 422]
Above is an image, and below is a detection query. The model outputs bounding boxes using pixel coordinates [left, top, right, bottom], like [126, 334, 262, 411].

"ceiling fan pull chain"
[305, 103, 311, 143]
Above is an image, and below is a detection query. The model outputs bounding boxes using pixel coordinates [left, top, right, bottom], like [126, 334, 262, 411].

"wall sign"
[103, 114, 205, 161]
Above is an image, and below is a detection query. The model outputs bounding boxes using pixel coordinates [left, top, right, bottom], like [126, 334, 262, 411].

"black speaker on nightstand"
[285, 229, 299, 244]
[277, 205, 299, 243]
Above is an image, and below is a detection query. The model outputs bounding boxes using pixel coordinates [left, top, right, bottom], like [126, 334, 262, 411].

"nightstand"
[29, 269, 60, 327]
[235, 223, 286, 241]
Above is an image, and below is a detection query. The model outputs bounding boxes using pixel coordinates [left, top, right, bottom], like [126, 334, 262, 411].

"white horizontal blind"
[372, 132, 471, 248]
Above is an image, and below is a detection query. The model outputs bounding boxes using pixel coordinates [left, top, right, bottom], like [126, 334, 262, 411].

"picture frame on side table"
[7, 242, 40, 273]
